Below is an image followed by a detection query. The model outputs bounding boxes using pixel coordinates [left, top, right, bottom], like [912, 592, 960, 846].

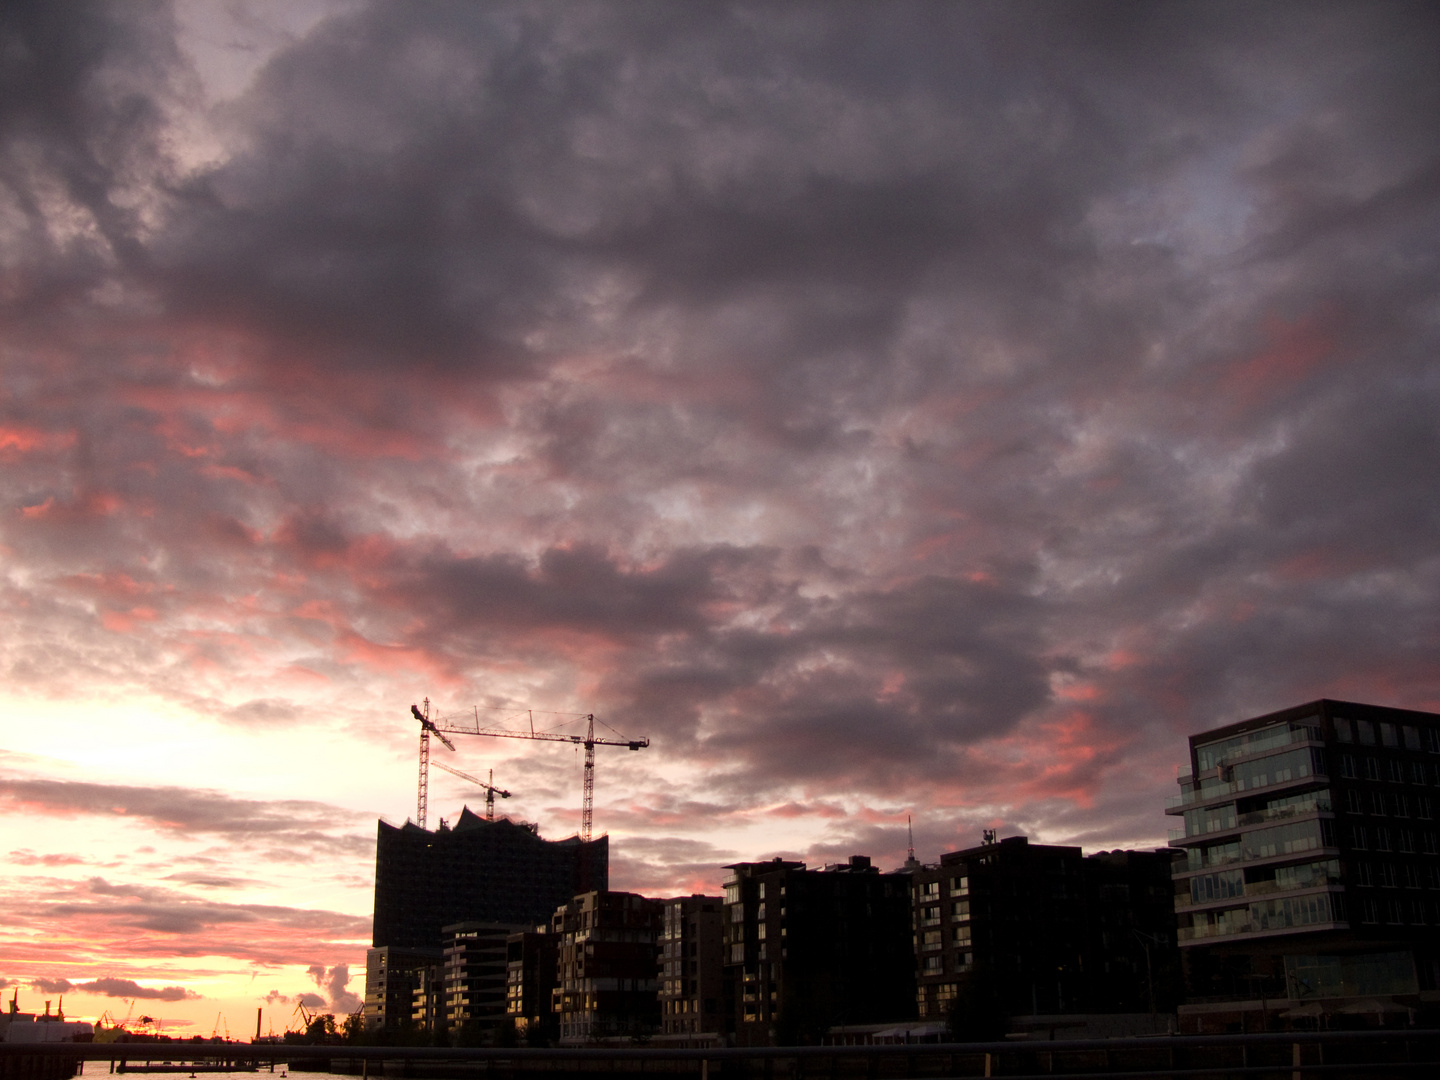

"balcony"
[1178, 890, 1343, 942]
[1196, 724, 1321, 772]
[1169, 776, 1329, 827]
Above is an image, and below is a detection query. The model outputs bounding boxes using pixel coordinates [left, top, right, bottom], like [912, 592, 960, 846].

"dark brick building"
[552, 890, 661, 1042]
[659, 894, 725, 1036]
[723, 855, 915, 1046]
[909, 837, 1178, 1027]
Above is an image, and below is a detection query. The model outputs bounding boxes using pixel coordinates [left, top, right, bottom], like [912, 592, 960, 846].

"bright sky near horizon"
[2, 0, 1438, 1037]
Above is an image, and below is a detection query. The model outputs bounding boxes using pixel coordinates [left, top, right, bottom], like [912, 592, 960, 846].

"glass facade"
[1171, 717, 1342, 944]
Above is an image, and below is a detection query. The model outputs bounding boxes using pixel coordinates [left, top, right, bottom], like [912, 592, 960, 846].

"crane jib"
[412, 702, 649, 841]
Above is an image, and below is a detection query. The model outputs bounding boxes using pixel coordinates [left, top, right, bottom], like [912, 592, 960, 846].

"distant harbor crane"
[413, 702, 648, 841]
[433, 759, 511, 821]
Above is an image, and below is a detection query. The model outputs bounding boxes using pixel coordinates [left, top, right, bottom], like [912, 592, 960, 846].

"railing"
[9, 1030, 1440, 1079]
[1167, 755, 1326, 811]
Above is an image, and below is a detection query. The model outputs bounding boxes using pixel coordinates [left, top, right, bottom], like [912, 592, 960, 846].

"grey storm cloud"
[0, 778, 370, 854]
[0, 0, 1437, 868]
[73, 978, 197, 1002]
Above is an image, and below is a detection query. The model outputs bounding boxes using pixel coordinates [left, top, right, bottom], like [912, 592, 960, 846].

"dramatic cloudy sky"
[3, 0, 1438, 1032]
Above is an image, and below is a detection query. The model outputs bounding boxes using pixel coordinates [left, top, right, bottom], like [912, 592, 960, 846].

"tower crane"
[415, 704, 648, 841]
[411, 698, 455, 829]
[433, 760, 511, 821]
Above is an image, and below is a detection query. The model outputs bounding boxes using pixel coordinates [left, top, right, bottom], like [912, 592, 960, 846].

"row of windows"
[921, 951, 974, 975]
[1196, 722, 1318, 773]
[915, 875, 970, 900]
[1351, 861, 1440, 889]
[915, 925, 974, 952]
[1217, 747, 1323, 792]
[1334, 717, 1440, 753]
[1346, 824, 1440, 854]
[1357, 896, 1440, 925]
[1180, 893, 1342, 941]
[1344, 789, 1434, 818]
[1186, 820, 1336, 870]
[1338, 754, 1440, 786]
[1183, 790, 1333, 839]
[1186, 859, 1342, 905]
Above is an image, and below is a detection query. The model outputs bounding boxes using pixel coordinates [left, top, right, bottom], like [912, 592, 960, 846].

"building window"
[1364, 758, 1382, 782]
[1355, 861, 1373, 886]
[1400, 830, 1416, 853]
[922, 955, 943, 974]
[1361, 898, 1379, 924]
[1334, 718, 1354, 743]
[730, 944, 744, 962]
[953, 926, 972, 948]
[1350, 824, 1370, 849]
[921, 930, 942, 951]
[1341, 754, 1358, 779]
[1357, 721, 1376, 746]
[952, 899, 970, 920]
[1425, 833, 1439, 856]
[1418, 796, 1433, 819]
[1376, 827, 1393, 852]
[1405, 726, 1424, 750]
[1379, 863, 1398, 888]
[1404, 864, 1422, 889]
[1388, 760, 1406, 784]
[918, 880, 940, 899]
[920, 905, 941, 926]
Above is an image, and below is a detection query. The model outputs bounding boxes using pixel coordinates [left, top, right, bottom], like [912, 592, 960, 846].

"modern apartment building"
[552, 890, 662, 1042]
[442, 921, 529, 1040]
[505, 929, 559, 1044]
[722, 855, 914, 1046]
[362, 944, 439, 1032]
[658, 895, 725, 1036]
[909, 836, 1179, 1026]
[1168, 699, 1440, 1030]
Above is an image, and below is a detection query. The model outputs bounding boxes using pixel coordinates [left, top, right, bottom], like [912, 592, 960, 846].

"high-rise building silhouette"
[1169, 699, 1440, 1031]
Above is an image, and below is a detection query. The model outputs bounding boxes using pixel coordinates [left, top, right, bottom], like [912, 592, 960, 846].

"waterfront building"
[552, 890, 662, 1042]
[371, 807, 607, 950]
[442, 921, 530, 1040]
[658, 895, 725, 1036]
[364, 944, 440, 1032]
[506, 929, 559, 1044]
[723, 855, 915, 1046]
[910, 837, 1178, 1029]
[1168, 699, 1440, 1030]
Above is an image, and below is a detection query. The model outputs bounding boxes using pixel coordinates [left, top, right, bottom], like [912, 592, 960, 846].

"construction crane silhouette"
[415, 703, 648, 842]
[410, 699, 455, 829]
[433, 760, 511, 821]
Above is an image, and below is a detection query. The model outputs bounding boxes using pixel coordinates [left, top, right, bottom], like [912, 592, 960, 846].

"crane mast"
[410, 698, 455, 829]
[433, 760, 511, 821]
